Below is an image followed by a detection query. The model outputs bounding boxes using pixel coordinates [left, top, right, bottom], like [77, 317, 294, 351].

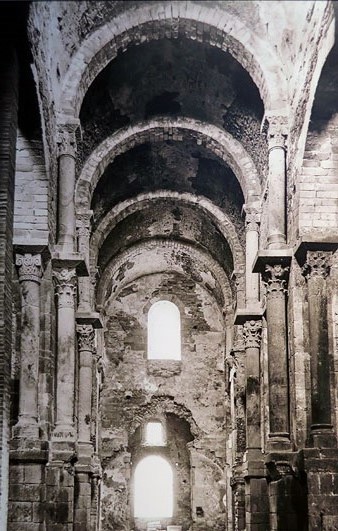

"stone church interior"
[1, 1, 338, 529]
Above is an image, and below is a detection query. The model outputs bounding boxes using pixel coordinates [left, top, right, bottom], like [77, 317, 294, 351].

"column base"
[243, 449, 266, 478]
[9, 438, 48, 462]
[12, 418, 40, 439]
[77, 441, 94, 465]
[267, 433, 292, 452]
[311, 425, 337, 448]
[50, 424, 76, 461]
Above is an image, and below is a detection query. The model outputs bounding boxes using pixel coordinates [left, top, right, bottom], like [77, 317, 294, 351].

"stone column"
[77, 324, 95, 460]
[12, 253, 42, 439]
[56, 123, 78, 252]
[302, 250, 336, 447]
[266, 117, 287, 250]
[262, 263, 290, 449]
[245, 209, 260, 306]
[243, 320, 262, 452]
[242, 320, 269, 531]
[77, 211, 92, 312]
[52, 267, 77, 442]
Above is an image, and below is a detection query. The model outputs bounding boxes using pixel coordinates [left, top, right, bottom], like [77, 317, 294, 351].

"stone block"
[8, 501, 33, 522]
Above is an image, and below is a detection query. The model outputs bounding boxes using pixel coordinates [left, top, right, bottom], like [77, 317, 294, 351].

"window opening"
[147, 300, 181, 360]
[144, 421, 166, 446]
[134, 455, 173, 518]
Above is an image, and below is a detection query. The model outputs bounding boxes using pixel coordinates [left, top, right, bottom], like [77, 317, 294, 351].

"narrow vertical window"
[144, 421, 166, 446]
[147, 300, 181, 360]
[134, 456, 173, 518]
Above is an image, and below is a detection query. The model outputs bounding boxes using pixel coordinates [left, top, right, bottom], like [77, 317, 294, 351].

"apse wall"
[100, 272, 226, 530]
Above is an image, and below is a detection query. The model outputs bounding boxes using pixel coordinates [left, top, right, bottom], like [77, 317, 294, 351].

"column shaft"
[245, 210, 260, 306]
[246, 228, 259, 305]
[57, 125, 77, 252]
[13, 253, 42, 438]
[263, 264, 290, 446]
[77, 325, 95, 445]
[243, 320, 262, 450]
[267, 118, 287, 249]
[77, 211, 92, 312]
[53, 267, 77, 438]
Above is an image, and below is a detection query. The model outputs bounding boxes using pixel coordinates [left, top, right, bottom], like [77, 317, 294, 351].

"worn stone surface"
[3, 1, 338, 530]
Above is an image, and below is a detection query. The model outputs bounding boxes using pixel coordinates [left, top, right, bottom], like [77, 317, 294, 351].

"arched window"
[134, 456, 173, 518]
[147, 300, 181, 360]
[144, 421, 166, 446]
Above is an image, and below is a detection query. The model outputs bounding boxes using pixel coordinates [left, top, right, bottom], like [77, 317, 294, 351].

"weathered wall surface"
[14, 135, 49, 247]
[100, 272, 226, 530]
[0, 47, 18, 529]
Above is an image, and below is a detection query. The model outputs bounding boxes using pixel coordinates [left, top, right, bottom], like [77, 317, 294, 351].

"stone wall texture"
[2, 1, 338, 531]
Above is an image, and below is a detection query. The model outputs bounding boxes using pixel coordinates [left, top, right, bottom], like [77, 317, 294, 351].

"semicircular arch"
[90, 191, 245, 275]
[75, 117, 261, 208]
[58, 2, 288, 118]
[96, 239, 233, 309]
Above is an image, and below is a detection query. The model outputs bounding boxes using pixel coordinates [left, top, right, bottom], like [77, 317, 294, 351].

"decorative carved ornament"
[245, 207, 260, 233]
[56, 123, 77, 157]
[15, 253, 42, 284]
[302, 250, 331, 280]
[243, 319, 262, 349]
[266, 115, 288, 151]
[262, 264, 289, 297]
[53, 268, 77, 308]
[77, 324, 95, 352]
[76, 211, 93, 239]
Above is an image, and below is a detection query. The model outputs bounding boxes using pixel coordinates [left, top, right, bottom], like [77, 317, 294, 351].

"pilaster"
[296, 241, 338, 448]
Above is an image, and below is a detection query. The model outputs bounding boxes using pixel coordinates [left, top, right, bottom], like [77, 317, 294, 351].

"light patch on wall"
[134, 455, 173, 518]
[144, 421, 166, 446]
[148, 300, 181, 360]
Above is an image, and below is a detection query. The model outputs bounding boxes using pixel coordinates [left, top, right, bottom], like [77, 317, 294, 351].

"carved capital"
[76, 211, 93, 238]
[56, 123, 77, 156]
[77, 324, 95, 352]
[243, 320, 262, 349]
[262, 263, 289, 297]
[302, 250, 331, 280]
[266, 115, 288, 151]
[15, 253, 42, 284]
[245, 208, 260, 233]
[53, 268, 77, 308]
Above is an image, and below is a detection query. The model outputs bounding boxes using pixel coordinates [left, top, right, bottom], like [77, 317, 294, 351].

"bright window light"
[148, 300, 181, 360]
[134, 456, 173, 518]
[144, 422, 165, 446]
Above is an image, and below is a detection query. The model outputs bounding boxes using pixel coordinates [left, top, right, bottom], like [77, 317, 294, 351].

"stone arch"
[90, 191, 245, 275]
[58, 2, 288, 118]
[75, 117, 261, 208]
[96, 239, 233, 309]
[129, 397, 201, 440]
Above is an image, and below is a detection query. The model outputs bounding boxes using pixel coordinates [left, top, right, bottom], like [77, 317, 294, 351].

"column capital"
[302, 250, 332, 280]
[77, 324, 95, 352]
[15, 253, 43, 284]
[245, 208, 260, 233]
[243, 319, 262, 349]
[76, 210, 93, 237]
[266, 115, 288, 151]
[56, 122, 78, 157]
[53, 267, 77, 308]
[262, 263, 290, 297]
